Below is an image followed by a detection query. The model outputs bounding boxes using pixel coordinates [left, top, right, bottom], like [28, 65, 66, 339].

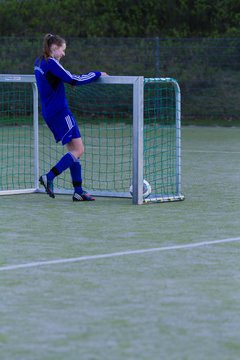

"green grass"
[182, 117, 240, 127]
[1, 127, 240, 360]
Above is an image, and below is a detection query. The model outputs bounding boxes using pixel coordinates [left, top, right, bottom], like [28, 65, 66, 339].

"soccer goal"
[0, 74, 184, 204]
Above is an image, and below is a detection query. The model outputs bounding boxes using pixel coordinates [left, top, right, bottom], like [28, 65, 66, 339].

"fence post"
[155, 36, 160, 77]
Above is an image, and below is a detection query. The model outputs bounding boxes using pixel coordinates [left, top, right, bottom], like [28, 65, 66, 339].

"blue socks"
[47, 152, 76, 180]
[47, 152, 83, 194]
[70, 160, 83, 194]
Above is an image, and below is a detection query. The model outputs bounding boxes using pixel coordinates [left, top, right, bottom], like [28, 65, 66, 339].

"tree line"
[0, 0, 239, 38]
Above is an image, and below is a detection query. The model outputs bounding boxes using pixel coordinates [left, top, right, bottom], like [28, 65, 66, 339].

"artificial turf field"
[1, 126, 240, 360]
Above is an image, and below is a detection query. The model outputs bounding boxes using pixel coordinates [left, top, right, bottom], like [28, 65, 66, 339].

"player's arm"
[48, 58, 102, 85]
[71, 71, 102, 86]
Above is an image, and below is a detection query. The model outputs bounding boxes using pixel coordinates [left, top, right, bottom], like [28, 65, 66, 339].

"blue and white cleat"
[73, 190, 95, 201]
[39, 175, 55, 198]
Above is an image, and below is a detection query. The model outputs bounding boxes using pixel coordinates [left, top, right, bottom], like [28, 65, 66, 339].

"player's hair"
[41, 33, 66, 60]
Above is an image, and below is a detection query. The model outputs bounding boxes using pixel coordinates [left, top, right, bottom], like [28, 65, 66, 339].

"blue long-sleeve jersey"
[34, 57, 101, 120]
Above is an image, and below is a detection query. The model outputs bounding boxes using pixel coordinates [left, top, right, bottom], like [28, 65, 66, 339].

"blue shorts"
[45, 110, 81, 145]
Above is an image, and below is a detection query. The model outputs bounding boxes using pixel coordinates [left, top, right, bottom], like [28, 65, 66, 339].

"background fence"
[0, 37, 239, 125]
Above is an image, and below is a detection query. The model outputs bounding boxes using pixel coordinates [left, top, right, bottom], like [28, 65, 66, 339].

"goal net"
[0, 74, 184, 204]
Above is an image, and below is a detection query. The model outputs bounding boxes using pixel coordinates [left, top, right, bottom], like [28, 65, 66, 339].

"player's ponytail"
[41, 33, 66, 60]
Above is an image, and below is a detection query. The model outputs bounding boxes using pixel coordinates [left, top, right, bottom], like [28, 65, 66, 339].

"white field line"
[0, 237, 240, 272]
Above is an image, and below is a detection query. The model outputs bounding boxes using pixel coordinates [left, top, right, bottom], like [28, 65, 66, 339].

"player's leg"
[39, 112, 94, 201]
[66, 137, 84, 158]
[67, 138, 95, 201]
[39, 112, 79, 198]
[39, 151, 77, 198]
[39, 113, 82, 198]
[67, 137, 84, 194]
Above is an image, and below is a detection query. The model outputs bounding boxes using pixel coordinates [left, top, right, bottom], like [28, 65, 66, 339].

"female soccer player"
[34, 34, 108, 201]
